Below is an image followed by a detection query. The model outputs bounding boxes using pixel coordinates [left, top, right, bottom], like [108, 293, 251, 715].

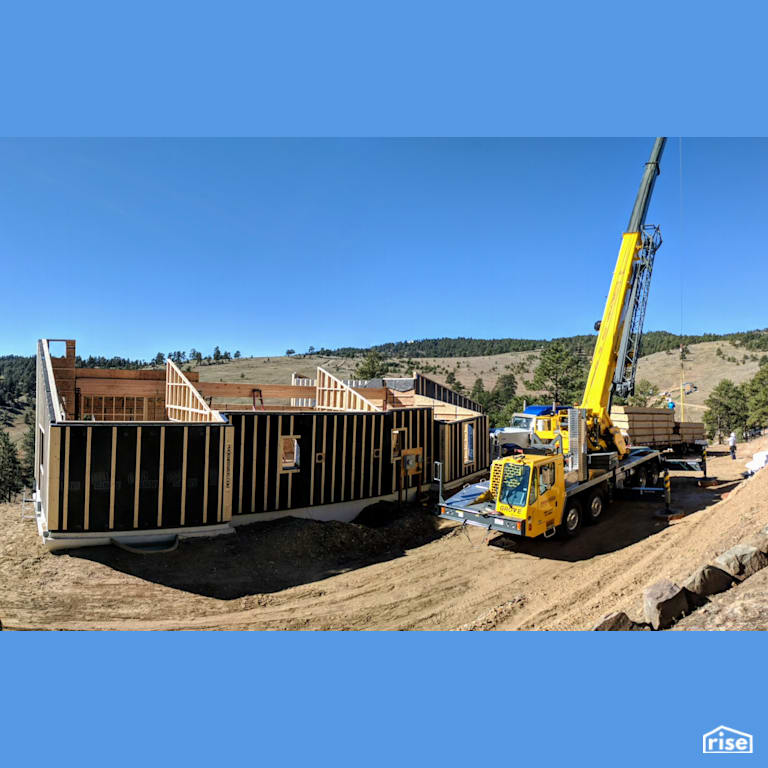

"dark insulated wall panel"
[138, 426, 161, 529]
[113, 427, 137, 531]
[88, 427, 112, 531]
[224, 407, 434, 518]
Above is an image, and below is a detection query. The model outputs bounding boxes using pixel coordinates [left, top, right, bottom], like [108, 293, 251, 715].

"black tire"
[583, 488, 606, 525]
[557, 499, 582, 539]
[635, 468, 648, 489]
[647, 462, 661, 488]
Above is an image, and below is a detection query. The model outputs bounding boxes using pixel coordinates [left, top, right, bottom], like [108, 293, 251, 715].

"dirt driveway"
[1, 437, 765, 630]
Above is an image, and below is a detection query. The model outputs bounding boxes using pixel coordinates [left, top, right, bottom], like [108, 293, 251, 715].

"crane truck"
[436, 137, 677, 539]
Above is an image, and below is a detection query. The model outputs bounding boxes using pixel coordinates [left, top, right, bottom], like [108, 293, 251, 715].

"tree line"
[0, 425, 34, 502]
[315, 329, 768, 361]
[703, 362, 768, 442]
[0, 355, 35, 405]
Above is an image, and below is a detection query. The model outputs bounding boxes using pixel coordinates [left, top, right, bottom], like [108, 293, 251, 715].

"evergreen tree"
[470, 378, 486, 403]
[629, 378, 662, 408]
[529, 342, 585, 403]
[21, 424, 35, 489]
[354, 350, 388, 379]
[0, 430, 22, 501]
[234, 351, 241, 359]
[703, 379, 748, 441]
[213, 346, 222, 362]
[745, 365, 768, 429]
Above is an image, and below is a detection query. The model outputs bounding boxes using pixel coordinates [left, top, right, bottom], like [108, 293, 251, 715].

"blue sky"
[1, 138, 766, 360]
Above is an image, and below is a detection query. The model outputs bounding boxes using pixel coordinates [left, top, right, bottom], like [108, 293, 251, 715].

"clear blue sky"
[1, 138, 766, 360]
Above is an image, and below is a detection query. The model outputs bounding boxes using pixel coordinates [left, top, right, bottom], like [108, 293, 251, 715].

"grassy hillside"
[189, 339, 759, 422]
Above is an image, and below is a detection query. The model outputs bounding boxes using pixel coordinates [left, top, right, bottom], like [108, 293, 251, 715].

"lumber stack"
[610, 406, 706, 446]
[677, 420, 706, 442]
[611, 406, 674, 445]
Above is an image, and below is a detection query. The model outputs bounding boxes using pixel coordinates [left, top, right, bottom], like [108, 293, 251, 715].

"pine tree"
[354, 350, 388, 379]
[629, 379, 662, 408]
[20, 424, 35, 489]
[0, 430, 23, 502]
[745, 365, 768, 429]
[703, 379, 748, 441]
[529, 342, 585, 403]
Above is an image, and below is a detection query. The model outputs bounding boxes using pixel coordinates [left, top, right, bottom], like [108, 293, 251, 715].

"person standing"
[728, 431, 737, 460]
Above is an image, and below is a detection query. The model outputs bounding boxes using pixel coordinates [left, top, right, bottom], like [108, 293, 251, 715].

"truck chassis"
[434, 447, 687, 539]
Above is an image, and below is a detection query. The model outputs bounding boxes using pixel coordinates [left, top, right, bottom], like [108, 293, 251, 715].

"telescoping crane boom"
[580, 137, 666, 456]
[437, 138, 674, 540]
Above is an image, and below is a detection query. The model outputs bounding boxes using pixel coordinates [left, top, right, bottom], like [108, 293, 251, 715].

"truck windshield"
[511, 416, 532, 430]
[499, 463, 531, 507]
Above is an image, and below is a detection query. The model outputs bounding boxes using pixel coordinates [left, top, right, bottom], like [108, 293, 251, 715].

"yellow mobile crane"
[437, 138, 670, 539]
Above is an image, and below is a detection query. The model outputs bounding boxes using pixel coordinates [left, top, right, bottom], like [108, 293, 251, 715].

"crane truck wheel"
[557, 500, 582, 539]
[583, 489, 606, 525]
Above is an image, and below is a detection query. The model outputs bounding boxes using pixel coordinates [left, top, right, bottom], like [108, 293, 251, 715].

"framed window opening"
[391, 428, 407, 461]
[280, 435, 301, 473]
[463, 422, 475, 464]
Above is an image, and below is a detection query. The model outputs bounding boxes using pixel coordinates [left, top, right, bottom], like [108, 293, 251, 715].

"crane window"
[499, 463, 530, 508]
[539, 462, 555, 495]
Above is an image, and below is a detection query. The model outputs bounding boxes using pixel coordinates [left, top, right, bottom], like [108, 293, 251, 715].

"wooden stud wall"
[49, 422, 234, 533]
[166, 359, 225, 423]
[435, 414, 489, 484]
[414, 373, 483, 413]
[226, 407, 433, 516]
[315, 367, 382, 412]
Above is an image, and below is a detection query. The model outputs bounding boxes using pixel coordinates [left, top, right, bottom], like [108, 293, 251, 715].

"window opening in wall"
[391, 428, 407, 461]
[281, 436, 300, 472]
[463, 422, 475, 464]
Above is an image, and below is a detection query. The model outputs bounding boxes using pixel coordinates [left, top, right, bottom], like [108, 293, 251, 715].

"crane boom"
[580, 137, 666, 454]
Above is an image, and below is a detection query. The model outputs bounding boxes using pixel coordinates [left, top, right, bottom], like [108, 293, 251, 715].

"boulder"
[643, 579, 691, 629]
[592, 611, 649, 631]
[714, 544, 768, 580]
[682, 565, 736, 597]
[752, 527, 768, 554]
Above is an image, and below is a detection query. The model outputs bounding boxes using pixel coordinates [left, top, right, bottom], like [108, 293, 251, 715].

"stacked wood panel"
[610, 406, 706, 447]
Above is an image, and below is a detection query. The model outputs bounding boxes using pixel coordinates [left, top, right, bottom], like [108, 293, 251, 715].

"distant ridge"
[318, 329, 768, 360]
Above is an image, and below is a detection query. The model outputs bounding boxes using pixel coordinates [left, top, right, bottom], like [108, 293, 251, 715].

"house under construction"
[34, 339, 489, 550]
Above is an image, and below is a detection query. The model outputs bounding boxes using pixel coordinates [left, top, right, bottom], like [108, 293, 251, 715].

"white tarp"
[745, 450, 768, 473]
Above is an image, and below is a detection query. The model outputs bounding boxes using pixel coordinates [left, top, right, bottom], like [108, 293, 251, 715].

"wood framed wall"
[225, 407, 433, 516]
[414, 373, 483, 413]
[315, 367, 382, 412]
[48, 421, 234, 534]
[165, 359, 225, 422]
[435, 414, 489, 484]
[36, 340, 63, 528]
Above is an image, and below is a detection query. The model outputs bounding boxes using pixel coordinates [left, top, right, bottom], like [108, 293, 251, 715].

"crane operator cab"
[472, 452, 567, 538]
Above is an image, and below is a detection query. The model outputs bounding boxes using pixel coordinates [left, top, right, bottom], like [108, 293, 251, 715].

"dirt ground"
[1, 436, 767, 631]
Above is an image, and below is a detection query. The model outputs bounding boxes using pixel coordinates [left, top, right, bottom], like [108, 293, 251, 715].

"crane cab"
[486, 452, 566, 537]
